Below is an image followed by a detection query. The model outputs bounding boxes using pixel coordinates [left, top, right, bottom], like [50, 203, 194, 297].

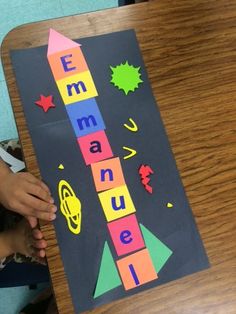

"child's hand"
[11, 218, 47, 262]
[0, 171, 56, 226]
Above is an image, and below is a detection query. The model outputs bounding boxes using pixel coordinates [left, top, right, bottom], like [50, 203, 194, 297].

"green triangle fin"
[140, 224, 173, 273]
[94, 241, 121, 298]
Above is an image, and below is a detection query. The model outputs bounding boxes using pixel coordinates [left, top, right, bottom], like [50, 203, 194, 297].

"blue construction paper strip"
[65, 98, 106, 138]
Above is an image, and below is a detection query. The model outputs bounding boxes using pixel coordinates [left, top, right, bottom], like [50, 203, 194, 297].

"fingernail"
[51, 206, 57, 212]
[49, 198, 54, 204]
[50, 214, 56, 220]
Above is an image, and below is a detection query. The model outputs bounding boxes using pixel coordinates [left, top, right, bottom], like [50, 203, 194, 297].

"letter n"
[101, 169, 114, 182]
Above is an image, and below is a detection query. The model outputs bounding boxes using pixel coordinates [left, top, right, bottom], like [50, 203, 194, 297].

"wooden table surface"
[2, 0, 236, 313]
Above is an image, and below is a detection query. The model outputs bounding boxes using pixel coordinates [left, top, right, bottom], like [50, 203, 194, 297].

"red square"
[107, 214, 145, 256]
[77, 130, 113, 165]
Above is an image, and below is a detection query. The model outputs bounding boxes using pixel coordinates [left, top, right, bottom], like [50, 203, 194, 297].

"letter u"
[111, 196, 125, 210]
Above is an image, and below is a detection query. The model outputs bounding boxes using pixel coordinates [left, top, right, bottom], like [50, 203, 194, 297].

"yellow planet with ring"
[58, 180, 82, 234]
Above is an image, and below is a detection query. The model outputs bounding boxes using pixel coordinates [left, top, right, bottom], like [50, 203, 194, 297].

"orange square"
[48, 46, 88, 81]
[116, 248, 158, 290]
[91, 157, 125, 192]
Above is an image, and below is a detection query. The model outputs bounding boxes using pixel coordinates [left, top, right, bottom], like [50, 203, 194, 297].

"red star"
[35, 95, 56, 112]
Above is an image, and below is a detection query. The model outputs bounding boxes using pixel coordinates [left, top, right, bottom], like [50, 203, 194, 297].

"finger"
[22, 194, 57, 214]
[18, 203, 56, 221]
[27, 216, 38, 228]
[25, 182, 54, 204]
[35, 210, 56, 221]
[39, 181, 51, 195]
[39, 211, 56, 221]
[33, 239, 47, 249]
[38, 249, 46, 258]
[32, 228, 43, 240]
[31, 249, 46, 261]
[24, 173, 52, 195]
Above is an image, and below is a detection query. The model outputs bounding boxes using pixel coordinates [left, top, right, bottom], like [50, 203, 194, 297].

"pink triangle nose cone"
[47, 28, 81, 56]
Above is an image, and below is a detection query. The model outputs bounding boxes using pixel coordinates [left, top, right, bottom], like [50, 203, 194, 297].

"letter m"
[77, 115, 97, 130]
[67, 81, 87, 96]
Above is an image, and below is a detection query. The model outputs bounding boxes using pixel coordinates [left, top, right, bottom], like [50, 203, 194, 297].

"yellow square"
[56, 70, 98, 104]
[98, 185, 136, 222]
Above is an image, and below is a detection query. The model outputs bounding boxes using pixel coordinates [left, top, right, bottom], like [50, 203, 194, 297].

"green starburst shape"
[110, 61, 143, 95]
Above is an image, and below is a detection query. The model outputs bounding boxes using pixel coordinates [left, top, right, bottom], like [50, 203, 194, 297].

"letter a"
[90, 141, 102, 153]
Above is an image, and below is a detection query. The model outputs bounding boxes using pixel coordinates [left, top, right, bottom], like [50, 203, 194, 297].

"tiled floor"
[0, 0, 118, 141]
[0, 2, 118, 312]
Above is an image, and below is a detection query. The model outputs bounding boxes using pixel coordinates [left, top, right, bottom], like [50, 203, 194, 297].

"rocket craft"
[47, 29, 172, 297]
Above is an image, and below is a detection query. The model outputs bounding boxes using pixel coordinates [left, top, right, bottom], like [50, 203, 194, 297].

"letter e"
[120, 230, 132, 244]
[61, 54, 76, 72]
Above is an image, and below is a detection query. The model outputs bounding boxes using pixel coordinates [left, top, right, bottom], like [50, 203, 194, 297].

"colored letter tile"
[56, 71, 98, 104]
[91, 157, 125, 192]
[66, 98, 105, 137]
[77, 130, 113, 165]
[116, 248, 158, 290]
[48, 47, 89, 80]
[98, 185, 136, 222]
[107, 214, 145, 256]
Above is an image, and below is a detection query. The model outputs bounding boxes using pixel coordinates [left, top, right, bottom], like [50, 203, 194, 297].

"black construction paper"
[10, 30, 209, 313]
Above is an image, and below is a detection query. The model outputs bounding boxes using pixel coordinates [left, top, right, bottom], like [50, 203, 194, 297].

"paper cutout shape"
[123, 146, 137, 160]
[66, 98, 105, 138]
[47, 28, 81, 56]
[123, 118, 138, 132]
[167, 202, 173, 208]
[35, 95, 56, 112]
[56, 71, 98, 105]
[77, 130, 113, 165]
[140, 224, 173, 273]
[48, 47, 89, 81]
[98, 185, 136, 222]
[139, 164, 154, 194]
[94, 241, 122, 298]
[107, 214, 145, 256]
[58, 164, 64, 170]
[116, 248, 158, 290]
[91, 157, 125, 192]
[110, 61, 143, 95]
[58, 180, 82, 234]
